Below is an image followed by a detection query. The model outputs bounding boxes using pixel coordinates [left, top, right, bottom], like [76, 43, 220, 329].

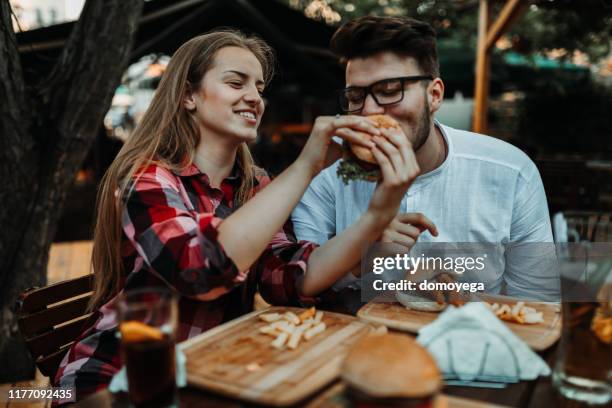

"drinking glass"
[117, 287, 178, 408]
[552, 213, 612, 405]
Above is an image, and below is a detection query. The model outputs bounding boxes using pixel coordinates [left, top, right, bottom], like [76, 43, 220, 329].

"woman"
[54, 30, 418, 402]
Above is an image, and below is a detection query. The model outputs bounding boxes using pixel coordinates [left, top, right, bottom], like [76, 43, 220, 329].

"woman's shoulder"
[121, 163, 183, 202]
[132, 162, 180, 186]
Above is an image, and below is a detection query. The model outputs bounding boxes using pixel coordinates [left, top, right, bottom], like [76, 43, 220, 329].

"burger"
[341, 333, 442, 407]
[336, 114, 401, 184]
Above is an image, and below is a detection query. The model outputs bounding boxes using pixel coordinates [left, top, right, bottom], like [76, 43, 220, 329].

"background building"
[10, 0, 84, 31]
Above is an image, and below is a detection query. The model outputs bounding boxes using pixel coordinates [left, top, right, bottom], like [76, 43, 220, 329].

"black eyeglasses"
[339, 75, 434, 113]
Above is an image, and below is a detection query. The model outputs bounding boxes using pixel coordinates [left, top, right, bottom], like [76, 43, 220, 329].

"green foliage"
[508, 0, 611, 63]
[281, 0, 612, 63]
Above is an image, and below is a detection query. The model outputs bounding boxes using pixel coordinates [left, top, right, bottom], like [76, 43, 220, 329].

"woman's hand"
[366, 126, 421, 228]
[295, 115, 378, 177]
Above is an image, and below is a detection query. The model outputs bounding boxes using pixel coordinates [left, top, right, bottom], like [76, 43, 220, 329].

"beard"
[411, 98, 431, 152]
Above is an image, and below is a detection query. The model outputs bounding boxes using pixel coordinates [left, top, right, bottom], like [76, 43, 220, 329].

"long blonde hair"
[89, 30, 275, 311]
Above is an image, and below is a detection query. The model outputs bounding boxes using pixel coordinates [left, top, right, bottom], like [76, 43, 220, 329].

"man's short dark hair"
[330, 16, 440, 78]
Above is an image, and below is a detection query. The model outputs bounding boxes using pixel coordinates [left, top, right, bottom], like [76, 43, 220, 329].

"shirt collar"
[403, 120, 452, 192]
[173, 162, 248, 187]
[173, 162, 201, 177]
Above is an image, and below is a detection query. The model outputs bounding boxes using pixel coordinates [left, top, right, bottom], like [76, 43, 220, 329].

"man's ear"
[183, 84, 197, 112]
[428, 78, 445, 114]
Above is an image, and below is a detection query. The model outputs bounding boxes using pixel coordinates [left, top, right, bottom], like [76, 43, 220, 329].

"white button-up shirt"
[292, 122, 558, 300]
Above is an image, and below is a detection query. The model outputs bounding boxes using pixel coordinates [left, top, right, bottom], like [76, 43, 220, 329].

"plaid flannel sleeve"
[122, 166, 242, 299]
[252, 173, 335, 306]
[254, 221, 323, 306]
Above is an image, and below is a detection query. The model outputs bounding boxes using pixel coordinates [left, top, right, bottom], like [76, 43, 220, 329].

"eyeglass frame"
[338, 75, 434, 113]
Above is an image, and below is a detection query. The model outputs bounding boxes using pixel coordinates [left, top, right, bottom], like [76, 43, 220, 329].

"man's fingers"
[372, 135, 404, 175]
[386, 230, 416, 248]
[393, 222, 422, 239]
[370, 145, 398, 185]
[380, 127, 419, 182]
[379, 127, 410, 151]
[396, 212, 438, 236]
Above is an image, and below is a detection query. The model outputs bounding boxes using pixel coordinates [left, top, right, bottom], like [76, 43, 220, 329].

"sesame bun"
[350, 115, 401, 164]
[341, 333, 442, 399]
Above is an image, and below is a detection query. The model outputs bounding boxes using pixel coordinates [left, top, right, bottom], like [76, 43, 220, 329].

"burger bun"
[349, 115, 401, 164]
[342, 333, 442, 399]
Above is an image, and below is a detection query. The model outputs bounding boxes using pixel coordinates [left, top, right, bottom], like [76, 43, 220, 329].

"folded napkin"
[416, 303, 550, 382]
[109, 348, 187, 393]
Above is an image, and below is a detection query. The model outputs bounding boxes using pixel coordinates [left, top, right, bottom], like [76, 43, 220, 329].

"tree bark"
[0, 0, 144, 382]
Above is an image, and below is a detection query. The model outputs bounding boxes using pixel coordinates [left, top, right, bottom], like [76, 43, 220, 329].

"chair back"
[553, 211, 612, 243]
[17, 274, 94, 378]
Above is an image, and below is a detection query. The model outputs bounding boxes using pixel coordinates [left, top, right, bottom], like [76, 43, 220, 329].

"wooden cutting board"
[357, 295, 561, 351]
[180, 306, 374, 406]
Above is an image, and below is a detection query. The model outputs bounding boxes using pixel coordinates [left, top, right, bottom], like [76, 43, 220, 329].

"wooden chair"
[17, 274, 94, 379]
[554, 211, 612, 242]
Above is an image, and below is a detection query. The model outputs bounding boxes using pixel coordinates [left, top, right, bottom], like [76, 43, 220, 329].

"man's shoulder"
[444, 125, 537, 177]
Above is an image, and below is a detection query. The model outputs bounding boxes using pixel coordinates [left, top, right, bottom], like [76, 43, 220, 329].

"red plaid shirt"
[54, 163, 322, 403]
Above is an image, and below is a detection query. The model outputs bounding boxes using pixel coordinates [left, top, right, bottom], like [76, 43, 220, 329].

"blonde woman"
[54, 30, 418, 401]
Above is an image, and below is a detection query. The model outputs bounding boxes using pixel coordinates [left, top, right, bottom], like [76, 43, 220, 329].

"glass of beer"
[553, 242, 612, 405]
[117, 287, 178, 408]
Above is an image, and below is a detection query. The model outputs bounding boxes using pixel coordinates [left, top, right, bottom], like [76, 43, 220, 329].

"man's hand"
[379, 212, 438, 248]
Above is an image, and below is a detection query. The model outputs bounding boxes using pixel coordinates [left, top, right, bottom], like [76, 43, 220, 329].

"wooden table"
[75, 343, 593, 408]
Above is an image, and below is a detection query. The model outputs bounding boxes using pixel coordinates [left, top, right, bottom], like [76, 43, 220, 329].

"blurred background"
[11, 0, 612, 257]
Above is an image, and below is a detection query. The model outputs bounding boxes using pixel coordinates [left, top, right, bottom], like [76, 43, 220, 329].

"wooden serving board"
[357, 295, 561, 351]
[180, 306, 374, 406]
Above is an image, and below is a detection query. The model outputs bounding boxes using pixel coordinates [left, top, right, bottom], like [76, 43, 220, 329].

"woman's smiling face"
[186, 46, 266, 143]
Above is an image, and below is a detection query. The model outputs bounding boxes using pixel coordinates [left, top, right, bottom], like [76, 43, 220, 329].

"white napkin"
[109, 348, 187, 393]
[416, 303, 550, 382]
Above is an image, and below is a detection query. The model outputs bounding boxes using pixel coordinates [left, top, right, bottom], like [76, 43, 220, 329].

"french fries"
[271, 332, 289, 349]
[259, 312, 281, 323]
[282, 311, 301, 325]
[287, 327, 305, 349]
[484, 301, 544, 325]
[304, 323, 326, 340]
[298, 307, 316, 321]
[258, 308, 326, 350]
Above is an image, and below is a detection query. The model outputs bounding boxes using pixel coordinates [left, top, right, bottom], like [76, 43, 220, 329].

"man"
[291, 16, 557, 311]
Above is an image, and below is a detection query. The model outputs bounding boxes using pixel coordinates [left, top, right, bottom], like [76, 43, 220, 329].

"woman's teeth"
[238, 112, 255, 120]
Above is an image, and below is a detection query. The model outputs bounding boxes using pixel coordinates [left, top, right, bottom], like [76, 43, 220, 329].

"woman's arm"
[217, 115, 378, 272]
[301, 126, 421, 296]
[300, 212, 384, 296]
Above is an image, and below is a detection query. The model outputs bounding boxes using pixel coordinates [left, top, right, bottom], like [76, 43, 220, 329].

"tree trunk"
[0, 0, 144, 382]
